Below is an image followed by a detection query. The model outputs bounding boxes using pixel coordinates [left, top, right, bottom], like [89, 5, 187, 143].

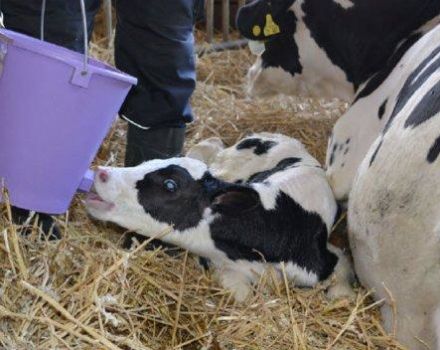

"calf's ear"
[236, 0, 295, 41]
[211, 186, 260, 216]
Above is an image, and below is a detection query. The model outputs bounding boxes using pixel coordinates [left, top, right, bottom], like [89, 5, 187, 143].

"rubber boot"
[123, 124, 186, 252]
[125, 125, 186, 167]
[11, 206, 61, 240]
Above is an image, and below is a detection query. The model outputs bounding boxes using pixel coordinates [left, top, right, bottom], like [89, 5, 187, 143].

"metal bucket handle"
[40, 0, 89, 75]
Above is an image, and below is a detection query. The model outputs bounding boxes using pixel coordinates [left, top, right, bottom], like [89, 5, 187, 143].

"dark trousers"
[1, 0, 198, 128]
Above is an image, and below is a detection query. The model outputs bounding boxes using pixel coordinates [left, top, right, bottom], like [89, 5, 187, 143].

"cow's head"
[85, 158, 260, 246]
[237, 0, 355, 100]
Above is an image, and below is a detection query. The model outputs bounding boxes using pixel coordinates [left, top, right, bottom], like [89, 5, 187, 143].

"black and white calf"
[238, 1, 440, 348]
[86, 133, 353, 301]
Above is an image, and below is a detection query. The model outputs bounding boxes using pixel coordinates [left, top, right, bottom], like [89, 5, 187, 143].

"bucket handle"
[40, 0, 89, 75]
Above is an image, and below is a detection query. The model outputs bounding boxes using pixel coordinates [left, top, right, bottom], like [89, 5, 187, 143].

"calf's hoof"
[326, 282, 356, 300]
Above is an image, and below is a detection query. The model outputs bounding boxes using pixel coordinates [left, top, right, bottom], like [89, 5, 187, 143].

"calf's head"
[237, 0, 355, 100]
[85, 158, 260, 243]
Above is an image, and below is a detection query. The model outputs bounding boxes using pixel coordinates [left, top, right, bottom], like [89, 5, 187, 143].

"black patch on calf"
[427, 135, 440, 163]
[136, 165, 209, 231]
[209, 192, 338, 281]
[236, 138, 277, 155]
[378, 99, 388, 120]
[248, 157, 301, 183]
[404, 80, 440, 129]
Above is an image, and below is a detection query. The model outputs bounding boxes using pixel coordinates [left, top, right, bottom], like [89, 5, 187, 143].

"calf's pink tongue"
[85, 193, 115, 211]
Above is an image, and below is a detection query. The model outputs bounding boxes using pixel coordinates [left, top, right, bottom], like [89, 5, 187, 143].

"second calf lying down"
[86, 133, 353, 301]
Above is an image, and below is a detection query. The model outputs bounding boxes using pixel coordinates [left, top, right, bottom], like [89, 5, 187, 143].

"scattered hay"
[0, 21, 406, 350]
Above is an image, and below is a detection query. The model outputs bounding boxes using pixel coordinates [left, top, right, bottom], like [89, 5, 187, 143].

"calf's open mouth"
[84, 190, 115, 212]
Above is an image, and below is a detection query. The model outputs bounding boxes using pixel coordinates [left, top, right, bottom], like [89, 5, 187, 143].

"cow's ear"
[211, 186, 260, 216]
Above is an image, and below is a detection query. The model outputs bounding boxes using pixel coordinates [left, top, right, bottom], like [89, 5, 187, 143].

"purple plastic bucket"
[0, 29, 137, 214]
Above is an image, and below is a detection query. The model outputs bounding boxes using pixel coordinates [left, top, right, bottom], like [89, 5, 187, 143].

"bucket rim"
[0, 28, 137, 86]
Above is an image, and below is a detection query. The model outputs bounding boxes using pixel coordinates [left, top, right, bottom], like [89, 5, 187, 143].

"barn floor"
[0, 32, 406, 349]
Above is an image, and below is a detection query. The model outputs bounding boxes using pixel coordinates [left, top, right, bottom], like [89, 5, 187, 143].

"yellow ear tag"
[252, 25, 262, 37]
[263, 14, 280, 37]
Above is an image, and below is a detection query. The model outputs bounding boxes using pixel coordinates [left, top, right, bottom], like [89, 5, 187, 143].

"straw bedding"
[0, 25, 406, 349]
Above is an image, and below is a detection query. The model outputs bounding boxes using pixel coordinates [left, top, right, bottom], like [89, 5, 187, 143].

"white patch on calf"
[138, 157, 208, 181]
[283, 261, 318, 287]
[186, 137, 225, 165]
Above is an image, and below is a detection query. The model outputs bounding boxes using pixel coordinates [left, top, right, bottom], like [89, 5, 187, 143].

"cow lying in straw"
[237, 0, 440, 347]
[85, 133, 353, 302]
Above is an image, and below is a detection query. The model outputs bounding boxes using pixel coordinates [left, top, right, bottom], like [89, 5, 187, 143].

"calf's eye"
[163, 179, 178, 192]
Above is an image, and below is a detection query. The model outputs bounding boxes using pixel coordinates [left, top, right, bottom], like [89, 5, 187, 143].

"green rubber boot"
[125, 125, 186, 167]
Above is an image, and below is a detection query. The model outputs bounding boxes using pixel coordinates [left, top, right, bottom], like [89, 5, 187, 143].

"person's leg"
[114, 0, 197, 166]
[115, 0, 198, 250]
[2, 0, 100, 237]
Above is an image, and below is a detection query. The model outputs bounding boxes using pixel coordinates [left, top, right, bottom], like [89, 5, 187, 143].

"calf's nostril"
[98, 170, 109, 183]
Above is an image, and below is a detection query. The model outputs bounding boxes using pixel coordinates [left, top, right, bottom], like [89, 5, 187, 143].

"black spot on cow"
[343, 148, 349, 155]
[345, 138, 351, 144]
[369, 140, 383, 167]
[355, 34, 421, 101]
[210, 191, 338, 281]
[427, 135, 440, 163]
[329, 143, 338, 166]
[378, 99, 388, 120]
[236, 138, 278, 155]
[405, 80, 440, 129]
[384, 45, 440, 133]
[248, 157, 302, 183]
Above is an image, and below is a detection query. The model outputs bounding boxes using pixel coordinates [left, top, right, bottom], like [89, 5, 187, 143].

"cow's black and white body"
[86, 133, 353, 302]
[348, 26, 440, 349]
[238, 0, 440, 199]
[237, 1, 440, 348]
